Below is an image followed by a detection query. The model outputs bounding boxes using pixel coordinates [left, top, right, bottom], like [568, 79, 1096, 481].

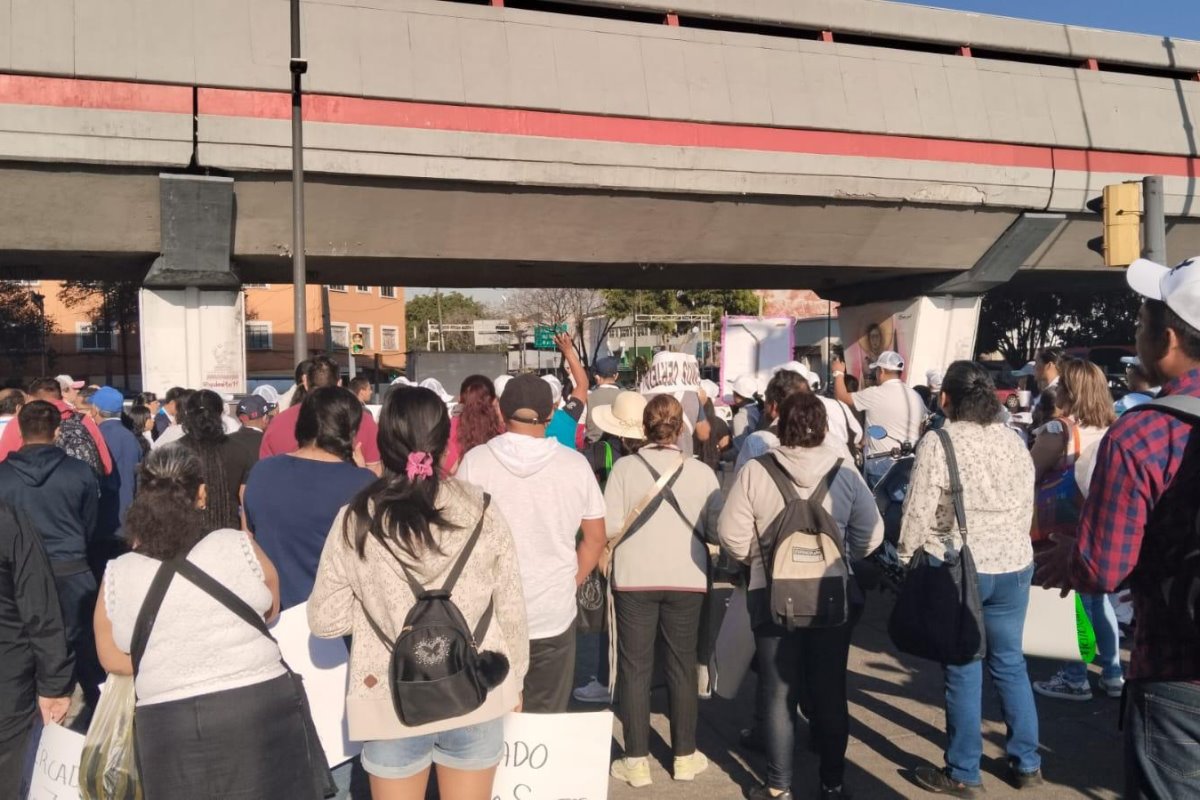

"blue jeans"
[1063, 593, 1124, 684]
[943, 564, 1041, 785]
[1125, 681, 1200, 799]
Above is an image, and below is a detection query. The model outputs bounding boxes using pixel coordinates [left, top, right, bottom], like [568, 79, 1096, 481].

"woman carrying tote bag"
[898, 361, 1041, 797]
[93, 446, 330, 800]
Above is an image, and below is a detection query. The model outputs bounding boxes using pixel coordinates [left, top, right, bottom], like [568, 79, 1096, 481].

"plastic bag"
[80, 673, 142, 800]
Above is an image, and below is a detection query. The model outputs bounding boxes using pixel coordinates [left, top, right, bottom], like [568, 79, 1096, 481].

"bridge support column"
[139, 174, 247, 395]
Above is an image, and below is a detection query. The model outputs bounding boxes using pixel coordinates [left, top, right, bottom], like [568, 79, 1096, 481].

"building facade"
[3, 281, 406, 391]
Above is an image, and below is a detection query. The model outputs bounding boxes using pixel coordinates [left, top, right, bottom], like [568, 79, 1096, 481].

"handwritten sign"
[23, 723, 85, 800]
[493, 711, 613, 800]
[271, 603, 362, 768]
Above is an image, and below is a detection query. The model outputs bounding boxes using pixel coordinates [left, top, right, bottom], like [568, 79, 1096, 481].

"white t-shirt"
[104, 529, 285, 705]
[456, 433, 606, 639]
[852, 380, 926, 457]
[820, 396, 863, 450]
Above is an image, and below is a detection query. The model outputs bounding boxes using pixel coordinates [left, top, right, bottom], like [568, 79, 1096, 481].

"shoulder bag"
[887, 428, 986, 666]
[131, 552, 337, 798]
[1031, 419, 1083, 545]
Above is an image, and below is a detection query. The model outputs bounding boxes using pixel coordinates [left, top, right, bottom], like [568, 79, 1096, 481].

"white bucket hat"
[592, 391, 647, 440]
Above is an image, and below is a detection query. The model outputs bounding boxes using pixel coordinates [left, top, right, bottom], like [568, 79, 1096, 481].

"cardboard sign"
[493, 711, 613, 800]
[271, 603, 362, 768]
[712, 586, 756, 700]
[23, 723, 85, 800]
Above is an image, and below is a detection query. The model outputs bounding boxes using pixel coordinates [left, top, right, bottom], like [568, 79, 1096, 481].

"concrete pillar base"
[139, 287, 246, 396]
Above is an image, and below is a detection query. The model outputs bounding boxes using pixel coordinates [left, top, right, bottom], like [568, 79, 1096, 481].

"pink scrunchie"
[406, 451, 435, 481]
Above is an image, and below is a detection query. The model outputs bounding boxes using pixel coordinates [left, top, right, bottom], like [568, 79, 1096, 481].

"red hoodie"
[0, 399, 112, 475]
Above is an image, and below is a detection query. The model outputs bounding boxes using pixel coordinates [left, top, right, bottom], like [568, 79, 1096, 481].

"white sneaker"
[1099, 675, 1126, 699]
[697, 664, 712, 699]
[573, 678, 612, 704]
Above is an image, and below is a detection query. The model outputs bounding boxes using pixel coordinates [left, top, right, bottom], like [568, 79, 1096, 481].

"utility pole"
[1142, 175, 1167, 264]
[289, 0, 309, 365]
[435, 289, 445, 352]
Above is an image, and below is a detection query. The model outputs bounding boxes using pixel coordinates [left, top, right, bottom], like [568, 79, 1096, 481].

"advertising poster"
[837, 301, 917, 386]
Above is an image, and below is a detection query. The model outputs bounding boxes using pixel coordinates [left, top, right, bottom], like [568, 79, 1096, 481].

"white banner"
[493, 711, 613, 800]
[23, 723, 84, 800]
[1023, 587, 1084, 661]
[271, 603, 362, 768]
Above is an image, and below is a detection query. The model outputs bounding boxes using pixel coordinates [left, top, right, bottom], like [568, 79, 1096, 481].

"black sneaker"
[739, 727, 765, 753]
[748, 786, 793, 800]
[1010, 767, 1044, 789]
[821, 786, 851, 800]
[913, 766, 983, 798]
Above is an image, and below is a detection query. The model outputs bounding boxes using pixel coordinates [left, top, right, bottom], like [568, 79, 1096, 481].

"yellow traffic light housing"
[1087, 183, 1142, 267]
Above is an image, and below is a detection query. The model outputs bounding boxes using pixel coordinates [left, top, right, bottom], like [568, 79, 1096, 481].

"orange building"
[5, 281, 406, 391]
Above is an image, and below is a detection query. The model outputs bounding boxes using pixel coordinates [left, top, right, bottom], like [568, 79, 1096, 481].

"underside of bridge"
[2, 164, 1196, 295]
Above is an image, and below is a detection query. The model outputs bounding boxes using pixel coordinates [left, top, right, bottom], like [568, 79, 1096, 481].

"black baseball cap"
[499, 374, 554, 425]
[236, 395, 272, 420]
[594, 356, 620, 378]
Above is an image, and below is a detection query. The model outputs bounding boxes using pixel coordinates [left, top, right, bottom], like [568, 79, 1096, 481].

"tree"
[515, 288, 610, 366]
[977, 286, 1140, 365]
[58, 280, 140, 389]
[405, 291, 486, 351]
[0, 282, 52, 381]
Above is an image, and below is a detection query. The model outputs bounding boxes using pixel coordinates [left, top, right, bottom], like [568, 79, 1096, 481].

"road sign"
[473, 319, 514, 347]
[533, 324, 567, 350]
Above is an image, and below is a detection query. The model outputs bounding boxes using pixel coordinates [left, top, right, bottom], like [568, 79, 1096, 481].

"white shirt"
[103, 530, 285, 705]
[820, 396, 863, 450]
[152, 414, 242, 450]
[456, 433, 606, 639]
[851, 380, 927, 457]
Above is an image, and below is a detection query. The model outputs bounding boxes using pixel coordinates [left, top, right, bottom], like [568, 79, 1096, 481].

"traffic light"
[1086, 182, 1141, 267]
[351, 331, 364, 354]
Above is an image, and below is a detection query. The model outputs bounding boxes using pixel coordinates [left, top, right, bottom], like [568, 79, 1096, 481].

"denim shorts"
[361, 717, 505, 779]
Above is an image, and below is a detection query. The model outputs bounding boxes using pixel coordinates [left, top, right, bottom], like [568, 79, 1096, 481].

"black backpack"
[752, 455, 856, 630]
[360, 495, 510, 727]
[58, 412, 103, 477]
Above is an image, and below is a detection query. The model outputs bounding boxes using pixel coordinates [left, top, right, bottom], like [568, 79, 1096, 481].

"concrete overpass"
[0, 0, 1198, 295]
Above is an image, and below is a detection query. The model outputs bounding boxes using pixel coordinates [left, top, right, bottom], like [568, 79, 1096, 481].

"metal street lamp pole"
[290, 0, 309, 365]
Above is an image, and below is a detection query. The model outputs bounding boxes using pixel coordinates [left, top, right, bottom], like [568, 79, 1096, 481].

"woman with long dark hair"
[244, 386, 375, 610]
[900, 361, 1041, 795]
[122, 404, 153, 456]
[445, 375, 503, 475]
[176, 389, 257, 533]
[309, 387, 528, 800]
[93, 447, 325, 799]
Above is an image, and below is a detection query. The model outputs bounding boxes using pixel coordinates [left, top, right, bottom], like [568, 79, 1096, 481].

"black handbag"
[887, 429, 986, 666]
[132, 555, 337, 799]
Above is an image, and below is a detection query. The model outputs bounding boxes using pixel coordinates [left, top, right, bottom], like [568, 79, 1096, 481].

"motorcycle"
[856, 425, 916, 591]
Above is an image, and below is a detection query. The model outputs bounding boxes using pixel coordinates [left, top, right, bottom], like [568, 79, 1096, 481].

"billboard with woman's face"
[838, 301, 915, 386]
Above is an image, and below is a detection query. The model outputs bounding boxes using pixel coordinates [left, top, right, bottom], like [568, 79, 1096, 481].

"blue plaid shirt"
[1070, 368, 1200, 680]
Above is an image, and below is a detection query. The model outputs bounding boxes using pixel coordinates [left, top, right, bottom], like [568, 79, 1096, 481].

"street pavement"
[587, 591, 1123, 800]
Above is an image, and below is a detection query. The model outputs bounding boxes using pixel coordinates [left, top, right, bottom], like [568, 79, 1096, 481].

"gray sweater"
[719, 443, 884, 591]
[604, 447, 723, 592]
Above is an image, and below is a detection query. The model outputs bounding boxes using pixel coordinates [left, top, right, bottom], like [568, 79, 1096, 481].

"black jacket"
[0, 501, 74, 742]
[0, 445, 98, 569]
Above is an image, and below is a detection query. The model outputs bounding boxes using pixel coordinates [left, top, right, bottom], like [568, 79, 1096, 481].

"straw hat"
[592, 391, 648, 440]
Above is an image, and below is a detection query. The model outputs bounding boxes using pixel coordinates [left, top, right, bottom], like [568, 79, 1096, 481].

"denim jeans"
[755, 604, 862, 791]
[1063, 593, 1124, 684]
[943, 564, 1041, 785]
[1125, 681, 1200, 799]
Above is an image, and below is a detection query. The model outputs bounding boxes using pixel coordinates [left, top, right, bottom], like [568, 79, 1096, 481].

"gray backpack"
[753, 455, 853, 630]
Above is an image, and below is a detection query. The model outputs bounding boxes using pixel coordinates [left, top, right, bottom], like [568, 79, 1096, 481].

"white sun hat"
[592, 391, 648, 440]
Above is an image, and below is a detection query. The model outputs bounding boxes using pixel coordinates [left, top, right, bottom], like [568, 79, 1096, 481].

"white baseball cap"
[926, 369, 944, 388]
[55, 374, 84, 390]
[868, 351, 905, 372]
[732, 375, 759, 399]
[1127, 256, 1200, 331]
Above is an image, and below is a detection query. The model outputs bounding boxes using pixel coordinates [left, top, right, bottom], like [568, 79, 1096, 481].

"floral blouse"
[898, 421, 1035, 575]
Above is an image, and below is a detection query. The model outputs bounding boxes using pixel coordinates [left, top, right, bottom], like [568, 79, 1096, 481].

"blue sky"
[890, 0, 1200, 40]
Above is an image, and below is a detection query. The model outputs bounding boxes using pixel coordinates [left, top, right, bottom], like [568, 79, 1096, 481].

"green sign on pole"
[533, 324, 568, 350]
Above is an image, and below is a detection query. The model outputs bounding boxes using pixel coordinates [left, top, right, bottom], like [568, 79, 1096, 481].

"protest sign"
[493, 711, 613, 800]
[23, 723, 84, 800]
[271, 603, 361, 768]
[712, 586, 755, 699]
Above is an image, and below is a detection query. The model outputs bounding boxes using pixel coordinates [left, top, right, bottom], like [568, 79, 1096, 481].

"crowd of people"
[3, 255, 1200, 799]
